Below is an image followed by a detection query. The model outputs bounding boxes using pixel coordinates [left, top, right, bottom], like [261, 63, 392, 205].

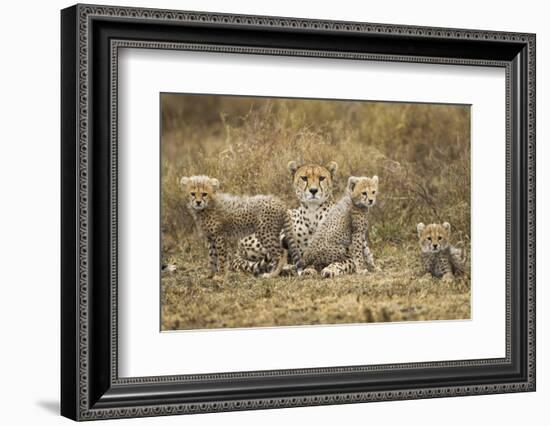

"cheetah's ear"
[347, 176, 359, 192]
[416, 222, 426, 237]
[209, 178, 220, 191]
[326, 161, 338, 178]
[372, 175, 379, 184]
[442, 222, 451, 233]
[179, 176, 190, 188]
[287, 161, 298, 176]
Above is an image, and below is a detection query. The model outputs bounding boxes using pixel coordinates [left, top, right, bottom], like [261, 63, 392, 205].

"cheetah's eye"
[438, 236, 442, 240]
[190, 192, 196, 197]
[362, 191, 368, 196]
[372, 190, 376, 194]
[319, 176, 326, 182]
[202, 193, 208, 197]
[301, 176, 308, 182]
[427, 236, 432, 241]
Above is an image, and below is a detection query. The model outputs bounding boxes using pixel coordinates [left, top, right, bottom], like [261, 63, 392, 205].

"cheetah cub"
[303, 175, 378, 278]
[181, 175, 303, 282]
[416, 222, 465, 282]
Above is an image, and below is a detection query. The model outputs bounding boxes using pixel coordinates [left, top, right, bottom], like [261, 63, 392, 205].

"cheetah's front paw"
[321, 267, 341, 278]
[300, 267, 318, 277]
[442, 272, 455, 283]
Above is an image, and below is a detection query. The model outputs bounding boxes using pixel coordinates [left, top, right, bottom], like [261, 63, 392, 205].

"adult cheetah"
[231, 161, 338, 275]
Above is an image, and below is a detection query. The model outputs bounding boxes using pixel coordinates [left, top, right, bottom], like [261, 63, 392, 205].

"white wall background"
[0, 0, 546, 424]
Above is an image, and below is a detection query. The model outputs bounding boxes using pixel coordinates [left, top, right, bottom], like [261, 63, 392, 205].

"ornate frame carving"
[61, 4, 535, 421]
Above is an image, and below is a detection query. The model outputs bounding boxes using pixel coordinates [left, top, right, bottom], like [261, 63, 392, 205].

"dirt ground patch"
[161, 243, 470, 330]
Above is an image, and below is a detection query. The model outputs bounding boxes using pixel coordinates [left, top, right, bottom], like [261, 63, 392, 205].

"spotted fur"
[303, 176, 379, 278]
[231, 161, 338, 275]
[181, 175, 303, 282]
[416, 222, 465, 281]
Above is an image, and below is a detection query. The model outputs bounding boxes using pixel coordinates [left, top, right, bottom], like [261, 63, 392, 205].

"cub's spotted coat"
[416, 222, 465, 281]
[231, 161, 338, 275]
[180, 175, 303, 282]
[303, 176, 379, 278]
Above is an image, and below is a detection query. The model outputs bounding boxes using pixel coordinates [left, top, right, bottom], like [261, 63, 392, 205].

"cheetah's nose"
[195, 200, 202, 205]
[432, 244, 438, 250]
[309, 188, 318, 195]
[368, 199, 374, 205]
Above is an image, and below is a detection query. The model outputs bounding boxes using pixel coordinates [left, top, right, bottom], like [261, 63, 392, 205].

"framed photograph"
[61, 4, 536, 421]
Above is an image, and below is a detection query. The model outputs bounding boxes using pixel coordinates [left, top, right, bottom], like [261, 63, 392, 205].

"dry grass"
[161, 94, 471, 331]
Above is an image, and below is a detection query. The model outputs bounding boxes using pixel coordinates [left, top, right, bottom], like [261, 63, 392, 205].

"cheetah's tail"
[231, 256, 273, 276]
[450, 244, 468, 275]
[283, 210, 304, 274]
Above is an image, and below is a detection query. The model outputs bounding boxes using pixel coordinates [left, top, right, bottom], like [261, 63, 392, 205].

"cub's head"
[288, 161, 338, 205]
[180, 175, 219, 211]
[346, 176, 379, 209]
[416, 222, 451, 253]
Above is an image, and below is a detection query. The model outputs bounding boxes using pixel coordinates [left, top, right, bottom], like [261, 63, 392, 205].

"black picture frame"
[61, 3, 536, 421]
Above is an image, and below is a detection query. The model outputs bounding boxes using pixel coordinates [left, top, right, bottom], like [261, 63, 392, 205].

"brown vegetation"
[161, 94, 471, 330]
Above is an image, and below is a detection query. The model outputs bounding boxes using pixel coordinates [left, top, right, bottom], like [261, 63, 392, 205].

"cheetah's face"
[347, 176, 379, 208]
[180, 175, 219, 211]
[288, 161, 338, 205]
[417, 222, 451, 253]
